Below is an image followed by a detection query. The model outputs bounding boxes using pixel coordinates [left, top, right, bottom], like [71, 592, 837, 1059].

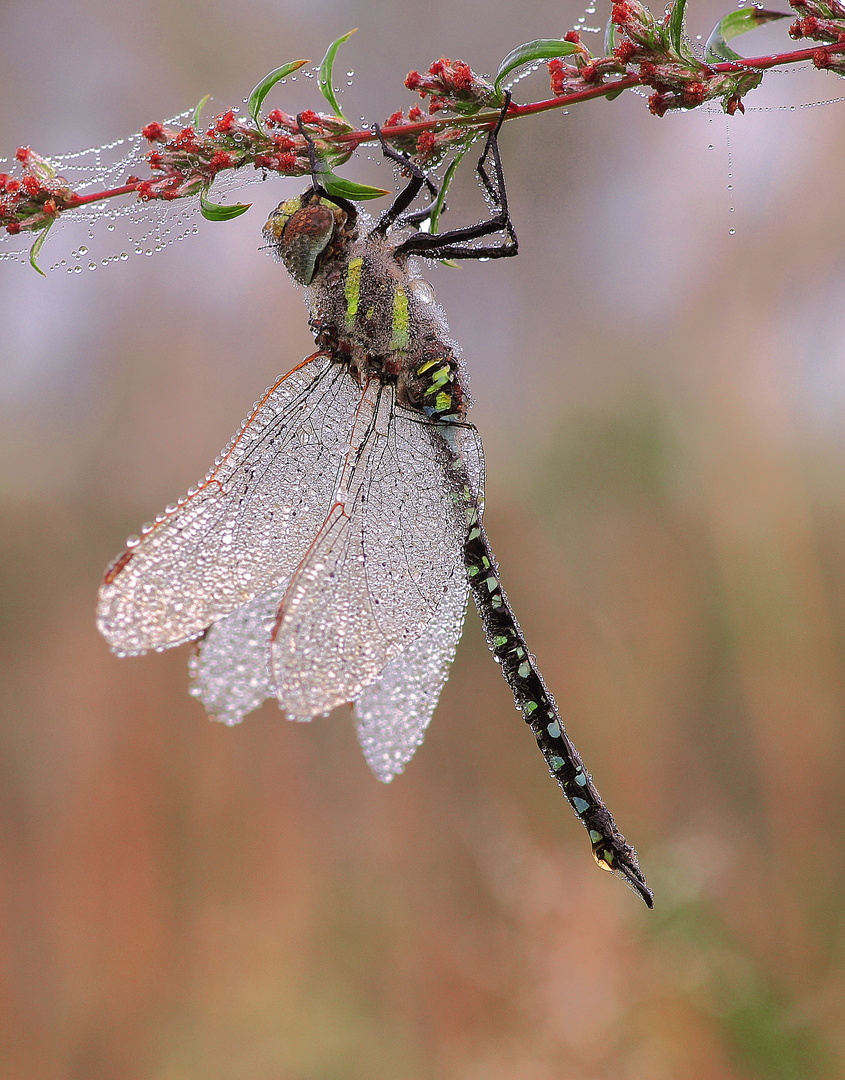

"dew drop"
[729, 228, 736, 235]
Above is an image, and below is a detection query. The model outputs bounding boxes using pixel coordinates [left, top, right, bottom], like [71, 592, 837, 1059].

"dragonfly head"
[263, 188, 357, 286]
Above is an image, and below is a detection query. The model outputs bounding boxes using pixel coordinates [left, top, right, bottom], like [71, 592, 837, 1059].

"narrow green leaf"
[200, 188, 252, 221]
[705, 8, 789, 63]
[28, 222, 53, 276]
[318, 29, 357, 122]
[248, 59, 309, 125]
[429, 145, 470, 234]
[192, 94, 211, 128]
[322, 171, 389, 202]
[604, 19, 618, 56]
[667, 0, 687, 54]
[495, 39, 581, 91]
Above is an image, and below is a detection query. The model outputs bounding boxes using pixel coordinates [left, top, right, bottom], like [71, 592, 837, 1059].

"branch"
[3, 0, 845, 271]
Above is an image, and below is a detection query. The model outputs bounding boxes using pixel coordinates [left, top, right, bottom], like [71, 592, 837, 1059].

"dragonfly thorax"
[265, 189, 467, 421]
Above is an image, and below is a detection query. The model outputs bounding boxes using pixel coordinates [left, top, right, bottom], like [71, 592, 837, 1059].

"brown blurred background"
[2, 1, 844, 1077]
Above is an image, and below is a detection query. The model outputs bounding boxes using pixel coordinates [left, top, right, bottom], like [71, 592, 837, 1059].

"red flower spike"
[405, 57, 496, 113]
[416, 132, 437, 157]
[209, 151, 234, 173]
[564, 30, 581, 44]
[142, 122, 167, 143]
[408, 106, 423, 121]
[614, 41, 639, 64]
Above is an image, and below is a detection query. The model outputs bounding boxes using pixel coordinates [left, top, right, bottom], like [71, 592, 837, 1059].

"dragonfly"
[96, 101, 654, 907]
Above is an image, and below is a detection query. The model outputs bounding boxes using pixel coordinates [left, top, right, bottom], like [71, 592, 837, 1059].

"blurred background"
[2, 0, 844, 1077]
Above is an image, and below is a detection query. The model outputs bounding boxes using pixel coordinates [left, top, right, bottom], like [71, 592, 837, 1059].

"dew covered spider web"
[0, 104, 268, 274]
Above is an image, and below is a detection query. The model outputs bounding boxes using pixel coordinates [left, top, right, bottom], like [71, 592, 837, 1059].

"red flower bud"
[142, 122, 167, 143]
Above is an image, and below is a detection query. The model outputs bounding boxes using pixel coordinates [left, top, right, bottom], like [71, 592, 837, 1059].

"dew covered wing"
[270, 384, 483, 720]
[97, 357, 358, 654]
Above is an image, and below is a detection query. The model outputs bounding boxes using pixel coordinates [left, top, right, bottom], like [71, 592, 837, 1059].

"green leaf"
[200, 188, 252, 221]
[28, 222, 52, 276]
[192, 94, 210, 128]
[428, 144, 470, 234]
[666, 0, 687, 54]
[705, 8, 789, 63]
[604, 19, 618, 56]
[321, 171, 389, 202]
[248, 59, 310, 125]
[318, 29, 357, 122]
[495, 38, 581, 91]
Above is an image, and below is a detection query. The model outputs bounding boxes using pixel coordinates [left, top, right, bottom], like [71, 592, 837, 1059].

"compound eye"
[263, 200, 336, 285]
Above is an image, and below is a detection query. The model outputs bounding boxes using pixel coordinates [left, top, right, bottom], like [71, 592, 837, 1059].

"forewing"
[97, 356, 359, 654]
[272, 393, 485, 721]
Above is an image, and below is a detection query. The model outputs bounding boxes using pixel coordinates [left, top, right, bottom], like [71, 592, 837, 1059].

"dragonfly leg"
[295, 113, 358, 219]
[371, 124, 439, 235]
[395, 92, 518, 261]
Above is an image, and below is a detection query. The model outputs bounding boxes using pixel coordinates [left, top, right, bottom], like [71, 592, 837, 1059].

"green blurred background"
[2, 1, 844, 1077]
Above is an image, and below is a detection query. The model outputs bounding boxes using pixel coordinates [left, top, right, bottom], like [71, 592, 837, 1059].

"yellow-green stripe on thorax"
[344, 256, 363, 328]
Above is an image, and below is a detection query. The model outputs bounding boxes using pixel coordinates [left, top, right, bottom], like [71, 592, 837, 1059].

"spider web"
[0, 105, 267, 273]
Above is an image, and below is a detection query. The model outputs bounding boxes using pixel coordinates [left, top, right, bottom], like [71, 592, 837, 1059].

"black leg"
[295, 113, 358, 220]
[371, 125, 439, 236]
[394, 92, 517, 261]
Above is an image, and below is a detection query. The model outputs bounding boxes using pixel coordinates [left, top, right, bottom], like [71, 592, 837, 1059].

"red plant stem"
[332, 39, 845, 141]
[22, 39, 845, 217]
[62, 183, 142, 209]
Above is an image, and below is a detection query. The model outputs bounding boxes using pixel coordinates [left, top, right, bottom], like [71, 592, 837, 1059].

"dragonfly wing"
[353, 419, 485, 781]
[189, 585, 285, 725]
[191, 568, 467, 777]
[191, 418, 483, 774]
[97, 356, 359, 654]
[354, 565, 469, 781]
[270, 384, 465, 718]
[273, 393, 486, 721]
